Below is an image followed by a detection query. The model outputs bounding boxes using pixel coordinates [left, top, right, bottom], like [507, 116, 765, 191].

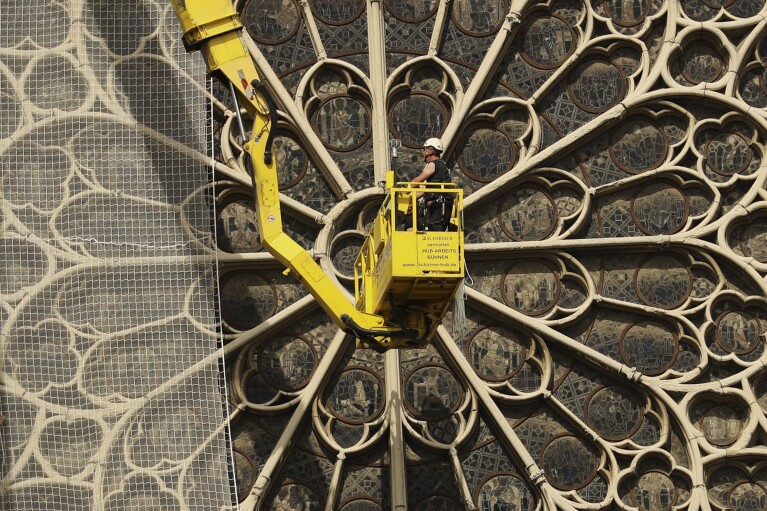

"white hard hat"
[423, 137, 444, 152]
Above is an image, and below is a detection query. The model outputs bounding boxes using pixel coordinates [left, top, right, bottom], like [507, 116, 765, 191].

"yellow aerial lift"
[170, 0, 464, 350]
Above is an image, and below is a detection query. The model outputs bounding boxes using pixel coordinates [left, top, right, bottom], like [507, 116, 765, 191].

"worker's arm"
[412, 162, 435, 183]
[411, 161, 435, 200]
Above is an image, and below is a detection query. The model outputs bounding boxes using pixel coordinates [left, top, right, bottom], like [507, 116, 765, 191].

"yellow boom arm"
[170, 0, 422, 349]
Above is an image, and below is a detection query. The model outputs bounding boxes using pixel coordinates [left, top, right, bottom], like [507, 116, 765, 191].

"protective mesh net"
[1, 2, 236, 509]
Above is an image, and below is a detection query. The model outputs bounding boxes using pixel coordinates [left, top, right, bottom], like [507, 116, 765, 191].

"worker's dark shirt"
[423, 159, 454, 231]
[424, 159, 450, 202]
[427, 159, 450, 185]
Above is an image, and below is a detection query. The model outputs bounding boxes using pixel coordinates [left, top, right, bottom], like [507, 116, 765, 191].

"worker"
[411, 137, 453, 231]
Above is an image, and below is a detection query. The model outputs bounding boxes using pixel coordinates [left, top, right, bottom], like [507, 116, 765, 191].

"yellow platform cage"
[355, 172, 465, 346]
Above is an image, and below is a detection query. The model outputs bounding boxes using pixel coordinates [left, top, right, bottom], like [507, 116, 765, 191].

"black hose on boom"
[251, 79, 278, 166]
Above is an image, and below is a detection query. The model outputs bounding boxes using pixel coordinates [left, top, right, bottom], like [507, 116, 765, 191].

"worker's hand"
[417, 197, 425, 207]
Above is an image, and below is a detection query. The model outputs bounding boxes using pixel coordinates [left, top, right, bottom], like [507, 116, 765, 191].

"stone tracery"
[3, 1, 767, 510]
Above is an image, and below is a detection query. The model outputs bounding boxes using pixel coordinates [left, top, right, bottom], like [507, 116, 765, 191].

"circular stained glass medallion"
[696, 402, 746, 446]
[327, 368, 384, 424]
[314, 95, 371, 151]
[680, 42, 724, 84]
[258, 335, 316, 390]
[458, 128, 515, 182]
[468, 326, 527, 381]
[568, 59, 626, 113]
[390, 92, 446, 148]
[603, 0, 652, 27]
[620, 321, 679, 375]
[501, 260, 561, 315]
[729, 482, 767, 511]
[634, 255, 692, 309]
[541, 435, 599, 490]
[585, 386, 644, 441]
[451, 0, 508, 37]
[631, 182, 687, 235]
[705, 132, 752, 176]
[331, 232, 366, 279]
[269, 483, 322, 510]
[520, 15, 575, 69]
[243, 0, 301, 44]
[404, 364, 463, 421]
[339, 498, 383, 510]
[739, 222, 767, 262]
[476, 473, 532, 511]
[631, 471, 678, 511]
[498, 186, 557, 241]
[715, 310, 762, 355]
[217, 197, 261, 253]
[220, 272, 277, 330]
[609, 119, 668, 173]
[384, 0, 438, 23]
[273, 135, 308, 190]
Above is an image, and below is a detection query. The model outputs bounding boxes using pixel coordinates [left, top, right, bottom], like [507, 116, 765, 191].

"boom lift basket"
[354, 175, 464, 346]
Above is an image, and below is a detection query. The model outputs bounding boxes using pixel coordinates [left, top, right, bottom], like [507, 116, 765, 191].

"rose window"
[4, 1, 767, 511]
